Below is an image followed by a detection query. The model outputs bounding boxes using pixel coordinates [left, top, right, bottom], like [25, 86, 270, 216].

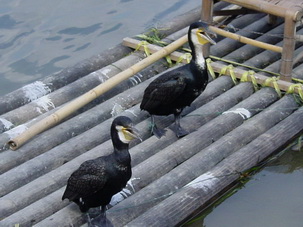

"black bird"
[140, 22, 216, 138]
[62, 116, 140, 225]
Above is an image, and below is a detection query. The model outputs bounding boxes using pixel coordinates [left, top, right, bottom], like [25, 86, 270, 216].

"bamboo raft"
[1, 2, 303, 227]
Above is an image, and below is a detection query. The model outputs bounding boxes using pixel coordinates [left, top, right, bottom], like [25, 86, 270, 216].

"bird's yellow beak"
[122, 126, 142, 142]
[196, 28, 216, 45]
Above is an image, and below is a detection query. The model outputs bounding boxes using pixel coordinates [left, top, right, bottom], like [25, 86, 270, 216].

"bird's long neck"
[189, 40, 206, 70]
[188, 30, 206, 71]
[111, 133, 131, 163]
[112, 135, 129, 151]
[191, 44, 205, 70]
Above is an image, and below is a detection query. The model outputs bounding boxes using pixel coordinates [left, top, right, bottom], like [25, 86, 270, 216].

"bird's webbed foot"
[152, 126, 167, 139]
[87, 215, 113, 227]
[170, 124, 189, 138]
[86, 207, 113, 227]
[171, 112, 189, 138]
[150, 115, 166, 138]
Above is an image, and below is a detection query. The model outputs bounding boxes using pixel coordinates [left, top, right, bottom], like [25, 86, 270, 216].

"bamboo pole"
[209, 26, 282, 53]
[280, 11, 297, 80]
[224, 23, 284, 62]
[210, 13, 268, 57]
[7, 36, 189, 150]
[222, 0, 303, 20]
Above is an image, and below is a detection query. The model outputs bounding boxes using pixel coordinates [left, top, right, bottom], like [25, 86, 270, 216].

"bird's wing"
[62, 161, 107, 200]
[141, 72, 186, 109]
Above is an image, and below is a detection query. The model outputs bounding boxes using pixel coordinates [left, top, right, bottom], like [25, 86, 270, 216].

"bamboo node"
[206, 58, 216, 80]
[263, 77, 282, 98]
[219, 64, 238, 84]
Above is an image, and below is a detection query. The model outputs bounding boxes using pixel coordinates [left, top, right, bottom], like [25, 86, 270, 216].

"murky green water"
[187, 147, 303, 227]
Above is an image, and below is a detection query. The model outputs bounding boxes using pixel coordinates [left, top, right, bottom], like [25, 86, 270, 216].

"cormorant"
[62, 116, 140, 225]
[140, 21, 216, 138]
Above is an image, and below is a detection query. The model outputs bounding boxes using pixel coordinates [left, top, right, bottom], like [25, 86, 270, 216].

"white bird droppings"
[100, 68, 111, 76]
[0, 118, 14, 130]
[222, 108, 251, 119]
[110, 103, 124, 117]
[5, 124, 28, 139]
[22, 81, 51, 102]
[110, 178, 140, 206]
[186, 172, 217, 191]
[33, 95, 55, 113]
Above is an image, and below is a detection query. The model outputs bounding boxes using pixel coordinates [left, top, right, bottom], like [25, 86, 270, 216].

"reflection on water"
[0, 0, 197, 96]
[186, 148, 303, 227]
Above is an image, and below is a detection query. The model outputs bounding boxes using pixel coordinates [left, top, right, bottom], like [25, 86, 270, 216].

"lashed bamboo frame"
[202, 0, 303, 81]
[123, 37, 302, 94]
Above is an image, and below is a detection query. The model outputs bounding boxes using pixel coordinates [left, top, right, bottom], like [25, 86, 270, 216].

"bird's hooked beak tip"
[198, 27, 216, 45]
[128, 126, 142, 142]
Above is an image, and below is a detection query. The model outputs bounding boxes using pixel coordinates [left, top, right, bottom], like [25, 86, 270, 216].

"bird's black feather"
[62, 116, 137, 214]
[140, 22, 214, 138]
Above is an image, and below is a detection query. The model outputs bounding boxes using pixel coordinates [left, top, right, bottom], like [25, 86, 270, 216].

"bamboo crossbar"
[222, 0, 303, 20]
[209, 26, 283, 53]
[7, 36, 188, 150]
[123, 37, 302, 94]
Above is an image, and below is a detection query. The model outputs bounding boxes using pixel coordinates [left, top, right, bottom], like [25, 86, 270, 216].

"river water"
[186, 146, 303, 227]
[1, 1, 302, 226]
[0, 0, 198, 96]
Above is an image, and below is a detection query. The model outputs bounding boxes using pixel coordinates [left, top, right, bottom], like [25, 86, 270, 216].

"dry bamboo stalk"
[224, 23, 284, 62]
[210, 14, 269, 57]
[123, 37, 189, 64]
[7, 35, 188, 150]
[209, 26, 283, 53]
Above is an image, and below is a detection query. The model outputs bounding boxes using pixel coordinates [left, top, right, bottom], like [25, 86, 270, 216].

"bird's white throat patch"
[116, 126, 131, 144]
[194, 44, 206, 69]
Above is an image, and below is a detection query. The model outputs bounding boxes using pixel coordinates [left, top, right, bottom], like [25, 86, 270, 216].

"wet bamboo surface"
[1, 2, 303, 227]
